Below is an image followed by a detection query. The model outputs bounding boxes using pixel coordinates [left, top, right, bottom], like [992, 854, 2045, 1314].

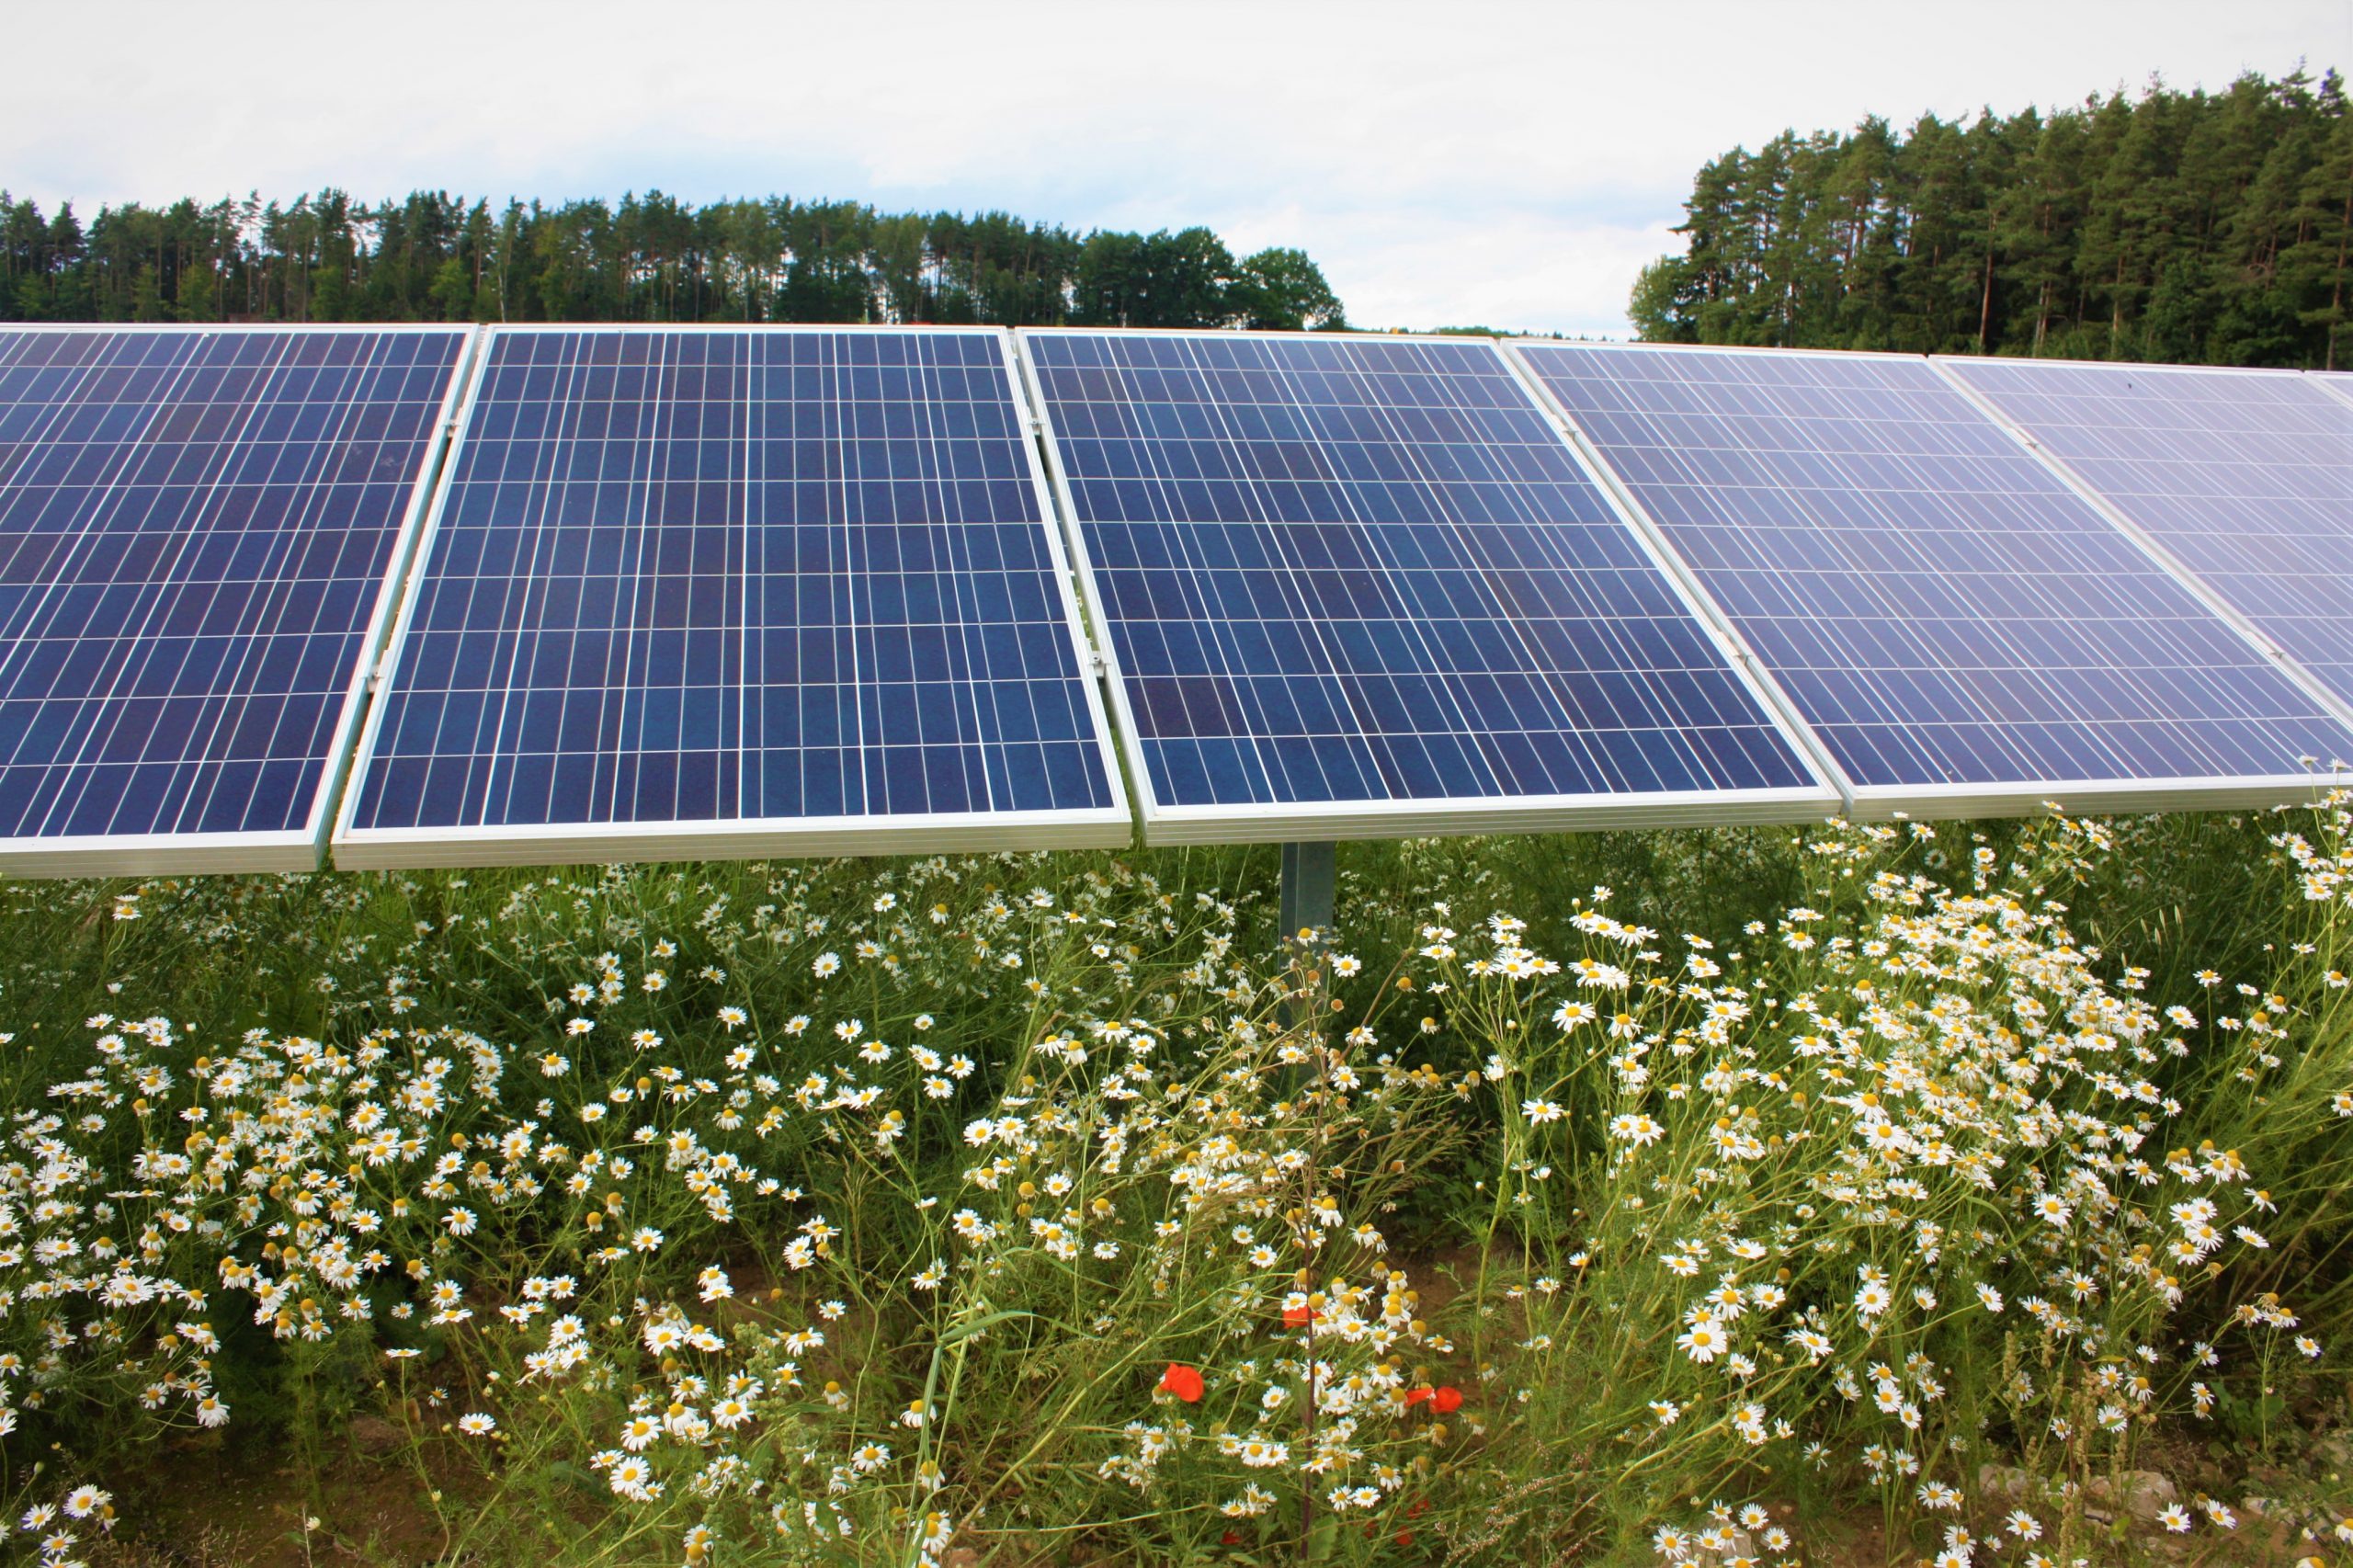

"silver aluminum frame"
[1927, 352, 2342, 383]
[331, 324, 1131, 870]
[1506, 338, 2351, 822]
[0, 322, 478, 877]
[1014, 326, 1841, 846]
[1828, 772, 2340, 821]
[1931, 352, 2353, 423]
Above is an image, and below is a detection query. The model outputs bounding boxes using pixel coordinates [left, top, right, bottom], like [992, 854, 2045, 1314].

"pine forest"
[1631, 66, 2353, 368]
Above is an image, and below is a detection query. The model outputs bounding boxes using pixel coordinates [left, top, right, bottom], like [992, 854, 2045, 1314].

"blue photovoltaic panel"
[0, 326, 466, 869]
[340, 327, 1120, 861]
[1021, 331, 1824, 833]
[1938, 358, 2353, 711]
[1514, 344, 2353, 800]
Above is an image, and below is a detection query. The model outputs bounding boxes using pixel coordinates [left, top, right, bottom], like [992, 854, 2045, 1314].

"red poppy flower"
[1283, 1306, 1320, 1328]
[1159, 1362, 1204, 1403]
[1404, 1387, 1433, 1407]
[1432, 1384, 1463, 1414]
[1220, 1530, 1243, 1546]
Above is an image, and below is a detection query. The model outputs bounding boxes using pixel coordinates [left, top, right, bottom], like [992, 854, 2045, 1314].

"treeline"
[1632, 66, 2353, 368]
[0, 188, 1346, 332]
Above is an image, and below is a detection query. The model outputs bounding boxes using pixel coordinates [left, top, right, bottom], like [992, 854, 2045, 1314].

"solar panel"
[0, 324, 469, 874]
[1017, 329, 1836, 843]
[1511, 343, 2353, 817]
[1936, 358, 2353, 715]
[335, 326, 1127, 867]
[2314, 371, 2353, 408]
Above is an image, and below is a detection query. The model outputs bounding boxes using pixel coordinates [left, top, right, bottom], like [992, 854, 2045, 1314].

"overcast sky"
[6, 1, 2347, 335]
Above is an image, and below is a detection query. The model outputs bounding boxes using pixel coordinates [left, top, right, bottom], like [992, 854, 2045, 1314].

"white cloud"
[6, 0, 2343, 333]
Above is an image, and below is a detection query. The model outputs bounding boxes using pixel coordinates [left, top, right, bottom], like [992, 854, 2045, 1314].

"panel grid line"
[1512, 342, 2353, 809]
[1938, 356, 2353, 718]
[1020, 328, 1832, 837]
[337, 326, 1126, 867]
[3, 336, 222, 825]
[0, 324, 469, 870]
[1489, 344, 1859, 802]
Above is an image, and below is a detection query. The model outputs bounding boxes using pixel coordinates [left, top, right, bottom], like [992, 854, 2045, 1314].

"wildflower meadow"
[4, 795, 2353, 1566]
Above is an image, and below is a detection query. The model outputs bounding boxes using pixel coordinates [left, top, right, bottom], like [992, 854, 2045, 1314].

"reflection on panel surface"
[1942, 358, 2353, 710]
[1023, 330, 1830, 838]
[1515, 343, 2353, 806]
[0, 326, 465, 869]
[341, 327, 1123, 864]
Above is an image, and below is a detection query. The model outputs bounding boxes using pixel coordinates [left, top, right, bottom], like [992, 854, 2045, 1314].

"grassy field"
[2, 797, 2350, 1566]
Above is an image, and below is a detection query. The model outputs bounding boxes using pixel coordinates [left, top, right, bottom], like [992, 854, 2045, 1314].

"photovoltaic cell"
[0, 325, 466, 872]
[1937, 358, 2353, 712]
[1020, 330, 1830, 839]
[1513, 344, 2353, 809]
[337, 327, 1124, 866]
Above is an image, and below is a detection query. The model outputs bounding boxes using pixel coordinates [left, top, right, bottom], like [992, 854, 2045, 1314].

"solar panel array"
[1937, 358, 2353, 714]
[0, 325, 466, 873]
[1019, 330, 1834, 840]
[1511, 343, 2353, 814]
[0, 322, 2342, 875]
[335, 326, 1126, 866]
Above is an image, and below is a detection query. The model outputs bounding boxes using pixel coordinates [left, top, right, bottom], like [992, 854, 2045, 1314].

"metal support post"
[1279, 841, 1336, 946]
[1278, 841, 1337, 1028]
